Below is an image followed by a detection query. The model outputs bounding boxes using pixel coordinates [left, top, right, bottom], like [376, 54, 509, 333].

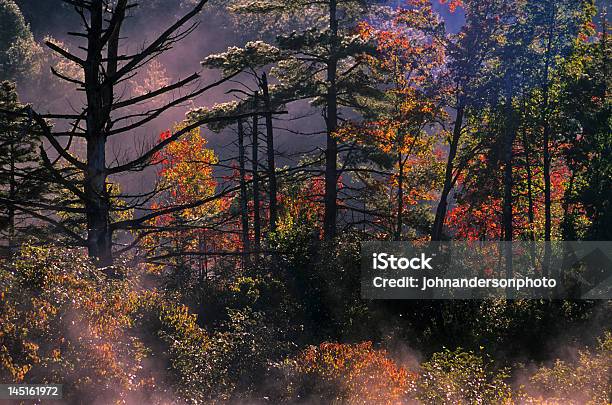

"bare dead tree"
[3, 0, 255, 266]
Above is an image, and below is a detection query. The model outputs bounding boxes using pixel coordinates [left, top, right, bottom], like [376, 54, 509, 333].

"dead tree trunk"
[84, 0, 113, 266]
[8, 0, 252, 272]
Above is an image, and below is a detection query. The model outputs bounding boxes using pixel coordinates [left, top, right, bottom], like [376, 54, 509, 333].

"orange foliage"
[0, 245, 217, 402]
[142, 125, 234, 270]
[294, 342, 416, 404]
[439, 0, 464, 13]
[280, 176, 326, 227]
[153, 126, 218, 211]
[346, 5, 447, 237]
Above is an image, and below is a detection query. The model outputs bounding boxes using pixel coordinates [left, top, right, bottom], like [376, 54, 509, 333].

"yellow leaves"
[51, 348, 61, 361]
[0, 333, 38, 382]
[1, 358, 32, 383]
[160, 124, 218, 181]
[1, 245, 144, 387]
[29, 297, 58, 327]
[1, 245, 217, 400]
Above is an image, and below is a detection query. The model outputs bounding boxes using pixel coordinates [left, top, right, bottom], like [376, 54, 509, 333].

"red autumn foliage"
[293, 342, 416, 404]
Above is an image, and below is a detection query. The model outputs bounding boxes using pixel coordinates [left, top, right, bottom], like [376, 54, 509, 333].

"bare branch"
[45, 41, 85, 66]
[110, 0, 208, 82]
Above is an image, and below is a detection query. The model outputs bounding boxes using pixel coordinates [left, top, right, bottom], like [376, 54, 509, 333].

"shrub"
[523, 332, 611, 405]
[416, 348, 513, 404]
[0, 245, 231, 403]
[283, 341, 416, 404]
[0, 245, 156, 402]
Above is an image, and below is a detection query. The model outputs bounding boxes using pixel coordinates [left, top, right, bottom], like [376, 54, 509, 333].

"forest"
[0, 0, 610, 403]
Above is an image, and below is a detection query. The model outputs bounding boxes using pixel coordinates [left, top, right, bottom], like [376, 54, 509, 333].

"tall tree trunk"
[85, 136, 112, 266]
[523, 126, 535, 242]
[395, 153, 404, 241]
[8, 144, 15, 251]
[542, 2, 556, 277]
[237, 119, 250, 260]
[561, 170, 576, 239]
[523, 124, 537, 268]
[251, 97, 261, 252]
[502, 104, 515, 243]
[431, 97, 465, 241]
[502, 79, 515, 288]
[543, 123, 551, 243]
[542, 121, 551, 278]
[261, 73, 277, 233]
[84, 0, 112, 266]
[323, 0, 339, 241]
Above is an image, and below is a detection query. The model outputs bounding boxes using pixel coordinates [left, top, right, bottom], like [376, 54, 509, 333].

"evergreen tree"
[226, 0, 376, 239]
[560, 14, 611, 240]
[0, 81, 44, 250]
[0, 0, 40, 81]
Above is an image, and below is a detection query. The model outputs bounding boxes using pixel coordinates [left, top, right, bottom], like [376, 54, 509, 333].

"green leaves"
[202, 40, 282, 74]
[0, 0, 42, 82]
[417, 348, 512, 404]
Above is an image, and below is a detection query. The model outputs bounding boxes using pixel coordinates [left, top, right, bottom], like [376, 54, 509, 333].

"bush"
[415, 348, 513, 404]
[2, 246, 609, 404]
[0, 245, 232, 403]
[0, 245, 154, 403]
[282, 341, 416, 404]
[522, 332, 611, 404]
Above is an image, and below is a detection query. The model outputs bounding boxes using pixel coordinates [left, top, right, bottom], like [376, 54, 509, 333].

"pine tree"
[224, 0, 376, 239]
[0, 81, 45, 250]
[0, 0, 40, 81]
